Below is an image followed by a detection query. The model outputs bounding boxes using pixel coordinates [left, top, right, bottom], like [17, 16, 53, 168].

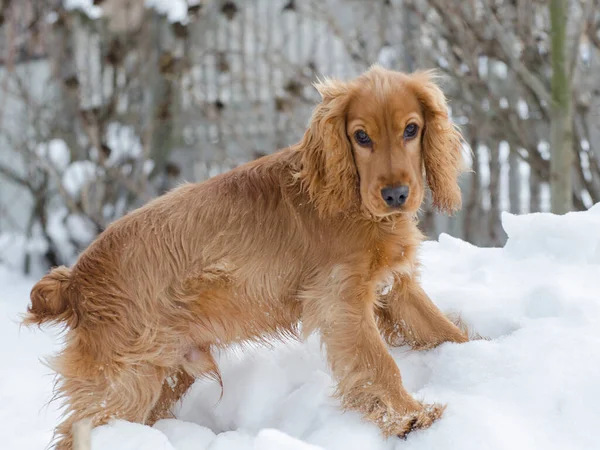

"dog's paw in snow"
[367, 400, 445, 439]
[394, 403, 445, 439]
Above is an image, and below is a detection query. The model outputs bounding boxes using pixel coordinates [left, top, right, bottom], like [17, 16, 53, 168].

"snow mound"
[502, 204, 600, 264]
[3, 206, 600, 449]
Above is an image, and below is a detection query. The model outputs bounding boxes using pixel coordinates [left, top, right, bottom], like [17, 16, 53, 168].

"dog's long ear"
[298, 78, 358, 216]
[410, 71, 466, 214]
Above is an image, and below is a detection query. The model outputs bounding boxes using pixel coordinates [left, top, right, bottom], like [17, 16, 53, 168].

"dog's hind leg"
[147, 369, 196, 425]
[147, 346, 221, 424]
[51, 348, 168, 450]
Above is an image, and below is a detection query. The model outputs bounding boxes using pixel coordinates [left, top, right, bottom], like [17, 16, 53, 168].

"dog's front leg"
[311, 273, 444, 438]
[377, 273, 468, 349]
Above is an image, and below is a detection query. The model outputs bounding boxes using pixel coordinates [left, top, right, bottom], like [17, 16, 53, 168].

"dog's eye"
[354, 130, 372, 146]
[404, 123, 419, 139]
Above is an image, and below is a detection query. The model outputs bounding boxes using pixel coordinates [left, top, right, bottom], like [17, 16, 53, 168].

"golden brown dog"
[24, 66, 468, 449]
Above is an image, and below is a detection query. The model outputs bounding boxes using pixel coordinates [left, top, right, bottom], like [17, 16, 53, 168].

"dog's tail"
[23, 266, 79, 328]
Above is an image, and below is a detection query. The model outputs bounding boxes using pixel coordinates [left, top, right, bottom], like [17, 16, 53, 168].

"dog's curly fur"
[24, 66, 468, 449]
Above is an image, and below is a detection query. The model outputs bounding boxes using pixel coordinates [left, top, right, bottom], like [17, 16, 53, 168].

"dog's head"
[299, 65, 465, 218]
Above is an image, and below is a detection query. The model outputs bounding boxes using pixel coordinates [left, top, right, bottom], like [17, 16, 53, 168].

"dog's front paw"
[393, 403, 445, 439]
[370, 400, 445, 439]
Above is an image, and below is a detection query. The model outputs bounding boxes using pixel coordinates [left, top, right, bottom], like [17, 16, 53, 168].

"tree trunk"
[530, 167, 541, 213]
[488, 142, 502, 245]
[463, 139, 481, 244]
[401, 0, 417, 72]
[549, 0, 573, 214]
[509, 149, 521, 213]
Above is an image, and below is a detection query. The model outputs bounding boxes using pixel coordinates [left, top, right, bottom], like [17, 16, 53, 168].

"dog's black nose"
[381, 185, 409, 208]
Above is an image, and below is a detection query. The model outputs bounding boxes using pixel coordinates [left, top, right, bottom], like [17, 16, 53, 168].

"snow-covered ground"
[2, 206, 600, 450]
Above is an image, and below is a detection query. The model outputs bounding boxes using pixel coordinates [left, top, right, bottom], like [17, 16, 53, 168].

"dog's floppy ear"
[410, 71, 466, 214]
[298, 78, 358, 216]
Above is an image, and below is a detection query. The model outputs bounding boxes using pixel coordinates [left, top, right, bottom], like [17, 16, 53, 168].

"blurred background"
[0, 0, 598, 275]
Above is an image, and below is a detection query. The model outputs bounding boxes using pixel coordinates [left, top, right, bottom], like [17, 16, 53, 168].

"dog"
[24, 65, 468, 449]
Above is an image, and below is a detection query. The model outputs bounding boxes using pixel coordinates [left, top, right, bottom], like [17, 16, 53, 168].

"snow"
[377, 46, 399, 70]
[2, 206, 600, 449]
[492, 61, 508, 79]
[104, 122, 143, 165]
[145, 0, 190, 24]
[0, 232, 49, 275]
[62, 160, 98, 198]
[0, 266, 61, 449]
[63, 0, 103, 19]
[64, 0, 193, 23]
[36, 139, 71, 172]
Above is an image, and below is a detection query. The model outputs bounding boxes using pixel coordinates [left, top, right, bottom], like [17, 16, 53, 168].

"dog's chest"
[369, 229, 416, 289]
[371, 229, 408, 265]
